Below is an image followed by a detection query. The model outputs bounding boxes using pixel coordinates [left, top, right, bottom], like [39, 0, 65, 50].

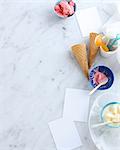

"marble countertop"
[0, 1, 120, 150]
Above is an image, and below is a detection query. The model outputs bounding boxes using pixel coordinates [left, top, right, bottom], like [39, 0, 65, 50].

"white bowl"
[100, 46, 119, 58]
[116, 49, 120, 65]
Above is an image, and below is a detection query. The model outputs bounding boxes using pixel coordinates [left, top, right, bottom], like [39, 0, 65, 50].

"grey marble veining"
[0, 1, 120, 150]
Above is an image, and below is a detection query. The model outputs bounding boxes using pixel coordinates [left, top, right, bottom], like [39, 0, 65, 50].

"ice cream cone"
[89, 32, 99, 68]
[72, 43, 89, 79]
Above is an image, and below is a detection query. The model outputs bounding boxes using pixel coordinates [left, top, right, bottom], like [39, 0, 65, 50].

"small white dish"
[100, 46, 119, 58]
[116, 49, 120, 65]
[89, 93, 120, 150]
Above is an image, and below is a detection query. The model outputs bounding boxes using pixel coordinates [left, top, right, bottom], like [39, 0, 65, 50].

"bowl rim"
[89, 65, 114, 90]
[101, 102, 120, 128]
[100, 46, 119, 54]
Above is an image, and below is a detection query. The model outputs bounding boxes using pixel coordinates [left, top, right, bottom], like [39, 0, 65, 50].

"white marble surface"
[0, 1, 120, 150]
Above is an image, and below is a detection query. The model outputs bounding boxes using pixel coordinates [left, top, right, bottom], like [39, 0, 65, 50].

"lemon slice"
[95, 34, 109, 52]
[95, 34, 103, 46]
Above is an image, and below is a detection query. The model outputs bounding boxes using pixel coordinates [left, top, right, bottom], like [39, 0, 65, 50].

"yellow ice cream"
[103, 104, 120, 127]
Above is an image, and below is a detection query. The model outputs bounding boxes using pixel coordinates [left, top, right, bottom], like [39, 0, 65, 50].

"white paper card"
[116, 4, 120, 14]
[63, 88, 90, 122]
[76, 7, 102, 37]
[103, 21, 120, 36]
[49, 118, 82, 150]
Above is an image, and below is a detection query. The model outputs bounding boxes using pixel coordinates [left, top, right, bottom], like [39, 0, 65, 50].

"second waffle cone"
[72, 44, 89, 79]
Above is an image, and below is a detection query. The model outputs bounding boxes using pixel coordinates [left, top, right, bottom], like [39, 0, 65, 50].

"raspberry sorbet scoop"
[54, 0, 76, 18]
[93, 71, 108, 85]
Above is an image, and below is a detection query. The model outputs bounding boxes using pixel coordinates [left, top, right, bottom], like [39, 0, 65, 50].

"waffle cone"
[72, 44, 89, 79]
[89, 32, 99, 68]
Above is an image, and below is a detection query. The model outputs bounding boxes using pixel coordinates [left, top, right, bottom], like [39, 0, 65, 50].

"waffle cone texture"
[89, 32, 99, 68]
[72, 44, 89, 79]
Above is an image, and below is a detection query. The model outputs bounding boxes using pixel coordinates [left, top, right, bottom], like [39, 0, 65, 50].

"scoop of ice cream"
[54, 0, 75, 17]
[93, 71, 108, 85]
[103, 104, 120, 127]
[102, 35, 110, 45]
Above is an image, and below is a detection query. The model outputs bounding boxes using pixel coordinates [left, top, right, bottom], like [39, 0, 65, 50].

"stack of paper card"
[76, 7, 102, 37]
[63, 89, 90, 122]
[103, 21, 120, 37]
[48, 88, 90, 150]
[49, 118, 82, 150]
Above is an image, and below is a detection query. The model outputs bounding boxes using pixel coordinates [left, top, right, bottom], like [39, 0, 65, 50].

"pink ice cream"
[54, 0, 75, 17]
[93, 71, 108, 85]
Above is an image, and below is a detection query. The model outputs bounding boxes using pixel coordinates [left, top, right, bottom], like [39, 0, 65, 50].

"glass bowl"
[89, 93, 120, 150]
[101, 102, 120, 128]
